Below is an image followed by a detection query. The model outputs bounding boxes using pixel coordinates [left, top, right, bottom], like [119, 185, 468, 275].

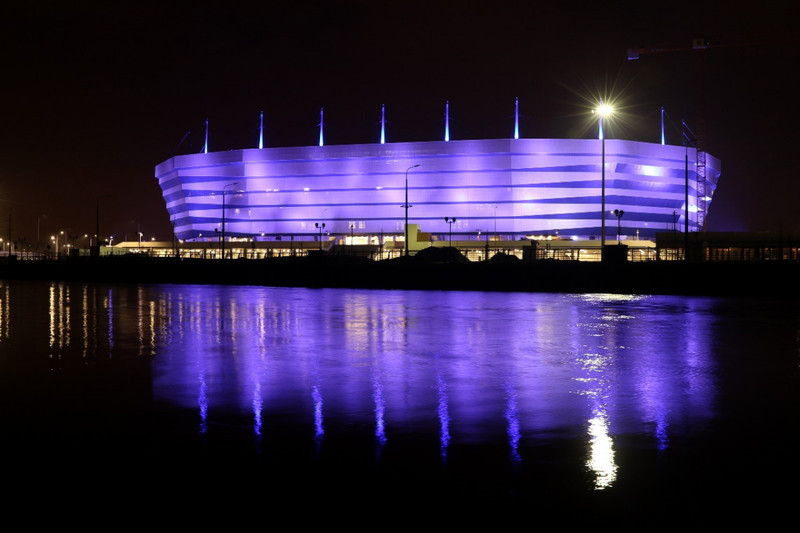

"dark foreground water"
[1, 280, 798, 525]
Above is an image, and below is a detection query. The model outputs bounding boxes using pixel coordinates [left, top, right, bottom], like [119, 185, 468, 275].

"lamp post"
[681, 121, 697, 262]
[315, 222, 326, 251]
[51, 230, 64, 258]
[96, 194, 110, 249]
[350, 223, 354, 255]
[685, 144, 689, 258]
[221, 182, 239, 260]
[613, 209, 624, 244]
[445, 217, 456, 247]
[37, 214, 45, 250]
[403, 164, 420, 257]
[597, 102, 614, 260]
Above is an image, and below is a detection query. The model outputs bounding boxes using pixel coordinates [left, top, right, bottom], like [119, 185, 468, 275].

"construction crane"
[627, 38, 713, 231]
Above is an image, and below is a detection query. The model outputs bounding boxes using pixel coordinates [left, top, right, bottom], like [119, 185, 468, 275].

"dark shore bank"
[1, 252, 798, 297]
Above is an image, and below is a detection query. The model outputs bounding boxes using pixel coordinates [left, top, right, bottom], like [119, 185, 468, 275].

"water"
[1, 280, 798, 525]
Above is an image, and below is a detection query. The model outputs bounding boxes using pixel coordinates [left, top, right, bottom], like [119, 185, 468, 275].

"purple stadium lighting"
[156, 104, 719, 248]
[514, 97, 519, 140]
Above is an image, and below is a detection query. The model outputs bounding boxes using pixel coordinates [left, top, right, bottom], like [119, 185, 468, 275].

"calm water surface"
[0, 280, 798, 524]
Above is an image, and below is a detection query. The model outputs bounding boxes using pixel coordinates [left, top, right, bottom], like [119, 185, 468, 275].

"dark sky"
[1, 0, 798, 245]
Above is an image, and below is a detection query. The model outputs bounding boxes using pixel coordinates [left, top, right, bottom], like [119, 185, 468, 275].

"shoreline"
[1, 255, 798, 298]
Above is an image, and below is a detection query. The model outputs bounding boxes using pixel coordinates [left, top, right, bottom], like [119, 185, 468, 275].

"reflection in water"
[106, 288, 113, 352]
[571, 294, 634, 489]
[373, 373, 386, 447]
[504, 382, 521, 466]
[0, 284, 10, 340]
[0, 281, 736, 493]
[313, 385, 324, 439]
[49, 283, 70, 354]
[312, 384, 324, 462]
[587, 409, 616, 489]
[437, 370, 450, 462]
[253, 381, 263, 440]
[198, 372, 209, 435]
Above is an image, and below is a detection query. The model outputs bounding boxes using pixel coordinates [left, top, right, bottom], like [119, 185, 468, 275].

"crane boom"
[627, 39, 710, 60]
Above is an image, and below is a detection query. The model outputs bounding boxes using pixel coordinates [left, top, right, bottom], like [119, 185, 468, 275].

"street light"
[96, 194, 111, 249]
[221, 182, 239, 259]
[682, 121, 697, 262]
[315, 222, 326, 251]
[597, 102, 614, 260]
[613, 209, 624, 245]
[403, 164, 420, 257]
[350, 223, 355, 255]
[445, 217, 456, 248]
[50, 230, 65, 258]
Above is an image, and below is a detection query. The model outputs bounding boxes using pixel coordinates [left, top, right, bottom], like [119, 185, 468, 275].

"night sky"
[1, 1, 798, 246]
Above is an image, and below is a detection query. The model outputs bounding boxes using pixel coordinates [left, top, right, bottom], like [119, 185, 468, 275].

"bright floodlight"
[597, 104, 614, 117]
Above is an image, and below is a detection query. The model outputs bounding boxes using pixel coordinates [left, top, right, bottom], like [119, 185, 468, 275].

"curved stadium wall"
[155, 138, 721, 242]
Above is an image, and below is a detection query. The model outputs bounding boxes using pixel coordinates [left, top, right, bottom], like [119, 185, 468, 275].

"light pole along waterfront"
[404, 164, 420, 257]
[315, 222, 326, 251]
[221, 182, 239, 259]
[597, 102, 614, 260]
[445, 217, 456, 247]
[614, 209, 624, 244]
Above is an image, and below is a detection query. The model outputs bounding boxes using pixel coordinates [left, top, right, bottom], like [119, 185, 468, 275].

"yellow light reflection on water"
[0, 284, 10, 340]
[570, 293, 634, 490]
[587, 407, 618, 489]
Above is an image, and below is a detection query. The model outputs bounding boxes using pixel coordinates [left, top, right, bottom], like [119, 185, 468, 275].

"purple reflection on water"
[198, 372, 208, 435]
[373, 374, 386, 446]
[253, 381, 263, 438]
[504, 382, 521, 465]
[437, 371, 450, 462]
[141, 287, 723, 481]
[312, 385, 324, 439]
[1, 280, 798, 515]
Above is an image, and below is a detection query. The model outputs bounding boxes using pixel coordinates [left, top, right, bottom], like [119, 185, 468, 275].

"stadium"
[154, 134, 720, 260]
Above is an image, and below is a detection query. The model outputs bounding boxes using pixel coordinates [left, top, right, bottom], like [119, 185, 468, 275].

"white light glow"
[597, 104, 614, 117]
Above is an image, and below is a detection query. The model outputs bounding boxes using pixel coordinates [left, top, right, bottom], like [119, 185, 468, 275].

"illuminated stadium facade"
[155, 137, 720, 249]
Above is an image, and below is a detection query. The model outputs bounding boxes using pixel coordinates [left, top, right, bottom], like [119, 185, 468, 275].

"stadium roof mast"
[628, 38, 712, 231]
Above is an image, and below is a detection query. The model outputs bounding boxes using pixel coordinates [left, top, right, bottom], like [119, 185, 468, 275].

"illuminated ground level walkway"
[20, 229, 800, 264]
[98, 224, 658, 262]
